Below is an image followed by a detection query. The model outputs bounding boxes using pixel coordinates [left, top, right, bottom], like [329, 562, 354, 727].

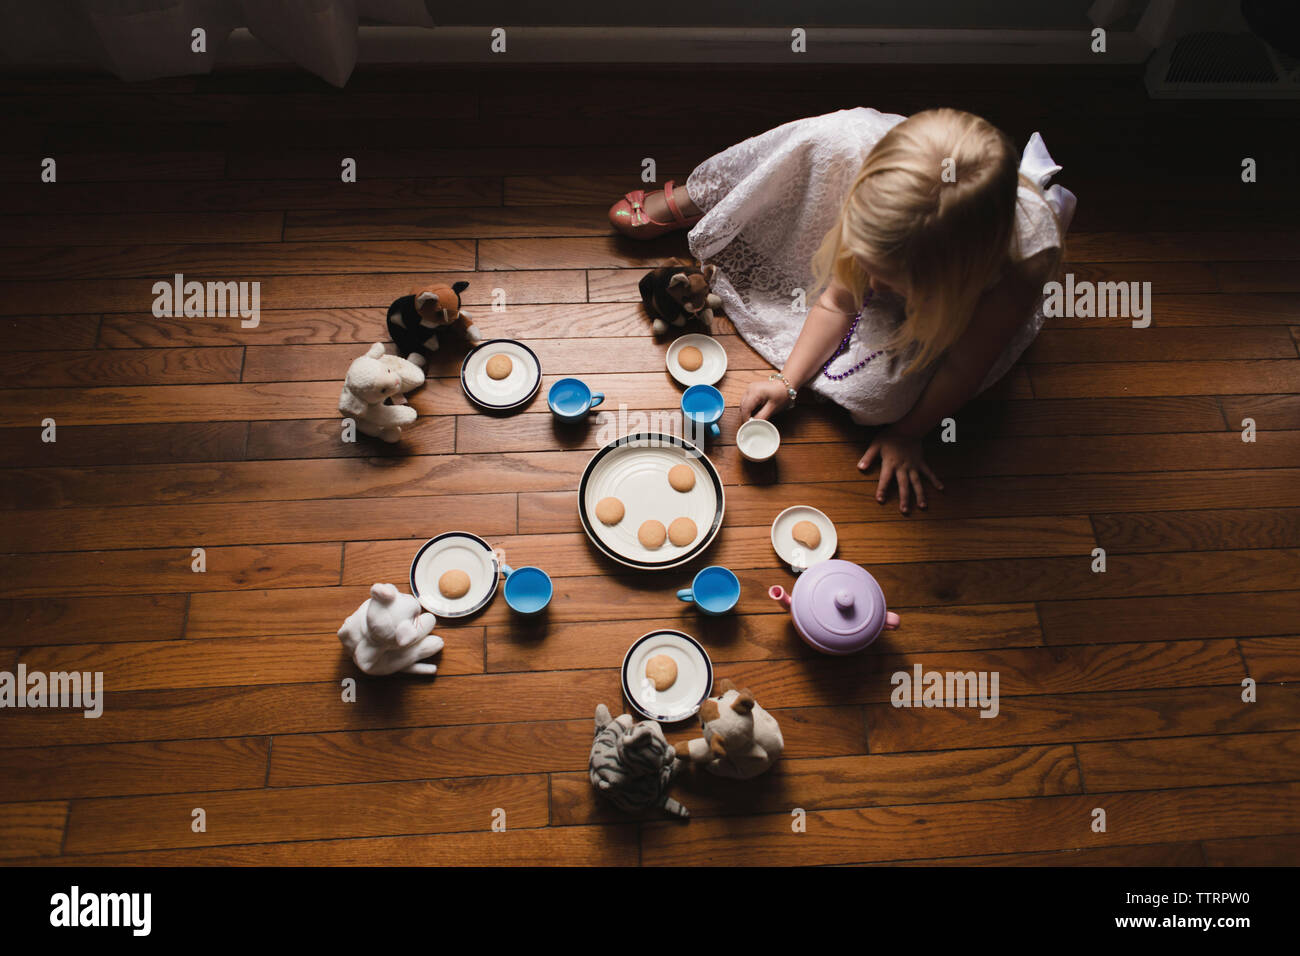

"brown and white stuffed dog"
[680, 678, 784, 779]
[386, 280, 482, 365]
[638, 260, 723, 336]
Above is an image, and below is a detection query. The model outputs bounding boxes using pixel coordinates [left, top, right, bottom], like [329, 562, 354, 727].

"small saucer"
[770, 505, 838, 573]
[666, 333, 727, 387]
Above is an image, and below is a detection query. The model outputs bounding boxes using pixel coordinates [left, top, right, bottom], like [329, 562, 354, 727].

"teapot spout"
[884, 611, 900, 630]
[768, 585, 792, 610]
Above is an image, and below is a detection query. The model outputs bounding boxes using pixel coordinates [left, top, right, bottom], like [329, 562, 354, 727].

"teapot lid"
[790, 559, 887, 654]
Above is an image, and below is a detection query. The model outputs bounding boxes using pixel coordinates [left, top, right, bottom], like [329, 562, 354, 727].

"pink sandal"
[608, 179, 702, 239]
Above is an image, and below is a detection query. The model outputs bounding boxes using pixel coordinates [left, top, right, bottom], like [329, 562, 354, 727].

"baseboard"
[215, 24, 1151, 67]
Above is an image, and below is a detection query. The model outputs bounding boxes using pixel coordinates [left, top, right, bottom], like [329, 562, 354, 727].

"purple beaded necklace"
[821, 289, 884, 381]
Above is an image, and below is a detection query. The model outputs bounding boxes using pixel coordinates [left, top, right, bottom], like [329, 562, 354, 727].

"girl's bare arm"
[781, 281, 860, 387]
[740, 280, 858, 419]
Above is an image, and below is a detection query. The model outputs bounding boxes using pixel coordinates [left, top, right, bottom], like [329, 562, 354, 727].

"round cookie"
[645, 654, 678, 692]
[485, 353, 513, 380]
[438, 568, 472, 599]
[667, 463, 696, 493]
[595, 496, 625, 525]
[791, 520, 822, 550]
[668, 516, 698, 547]
[677, 345, 703, 372]
[637, 519, 667, 549]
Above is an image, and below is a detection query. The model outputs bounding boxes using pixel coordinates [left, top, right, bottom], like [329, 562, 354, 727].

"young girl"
[608, 108, 1075, 514]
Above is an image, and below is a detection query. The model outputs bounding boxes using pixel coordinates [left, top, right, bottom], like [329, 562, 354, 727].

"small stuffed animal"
[338, 342, 425, 443]
[680, 679, 783, 779]
[639, 259, 723, 335]
[386, 280, 481, 365]
[589, 703, 689, 818]
[338, 582, 445, 676]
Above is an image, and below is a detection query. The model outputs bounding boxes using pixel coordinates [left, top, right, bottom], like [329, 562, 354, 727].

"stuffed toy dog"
[338, 582, 445, 676]
[639, 259, 722, 335]
[338, 342, 425, 443]
[386, 280, 481, 364]
[679, 679, 783, 779]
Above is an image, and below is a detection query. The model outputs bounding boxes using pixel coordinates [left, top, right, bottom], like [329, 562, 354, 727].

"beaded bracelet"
[768, 371, 798, 406]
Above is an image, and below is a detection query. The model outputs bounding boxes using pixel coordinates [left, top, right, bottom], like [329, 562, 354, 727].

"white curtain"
[0, 0, 436, 86]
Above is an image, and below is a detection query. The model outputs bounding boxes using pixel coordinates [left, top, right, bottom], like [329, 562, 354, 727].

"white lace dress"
[686, 108, 1077, 425]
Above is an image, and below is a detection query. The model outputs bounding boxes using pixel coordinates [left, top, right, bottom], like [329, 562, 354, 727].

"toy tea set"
[334, 265, 899, 818]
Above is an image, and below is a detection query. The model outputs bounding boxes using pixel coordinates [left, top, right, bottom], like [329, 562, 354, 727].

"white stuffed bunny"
[338, 343, 425, 443]
[338, 582, 444, 676]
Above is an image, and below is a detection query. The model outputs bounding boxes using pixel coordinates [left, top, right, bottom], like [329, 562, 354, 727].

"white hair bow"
[1020, 131, 1078, 233]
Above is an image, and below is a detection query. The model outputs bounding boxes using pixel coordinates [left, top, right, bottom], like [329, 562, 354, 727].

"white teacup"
[736, 417, 780, 462]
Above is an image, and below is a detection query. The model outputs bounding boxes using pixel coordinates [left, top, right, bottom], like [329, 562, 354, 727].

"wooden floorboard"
[635, 783, 1300, 866]
[0, 65, 1297, 867]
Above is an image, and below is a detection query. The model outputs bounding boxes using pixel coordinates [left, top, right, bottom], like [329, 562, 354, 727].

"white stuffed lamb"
[681, 679, 784, 779]
[338, 582, 444, 676]
[338, 343, 425, 443]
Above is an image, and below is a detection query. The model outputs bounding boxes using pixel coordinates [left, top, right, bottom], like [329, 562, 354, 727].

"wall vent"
[1147, 31, 1300, 97]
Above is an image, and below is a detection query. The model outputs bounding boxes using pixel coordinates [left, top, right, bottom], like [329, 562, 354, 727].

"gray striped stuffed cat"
[589, 703, 689, 818]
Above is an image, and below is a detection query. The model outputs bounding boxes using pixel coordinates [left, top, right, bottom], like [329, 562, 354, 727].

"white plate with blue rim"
[409, 531, 499, 617]
[460, 339, 542, 411]
[621, 629, 713, 723]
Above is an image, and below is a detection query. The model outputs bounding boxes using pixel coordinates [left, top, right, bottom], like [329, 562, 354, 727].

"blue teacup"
[676, 565, 740, 615]
[501, 564, 553, 614]
[681, 384, 724, 439]
[547, 378, 604, 423]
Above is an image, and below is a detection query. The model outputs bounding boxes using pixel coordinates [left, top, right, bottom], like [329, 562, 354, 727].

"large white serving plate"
[578, 432, 724, 570]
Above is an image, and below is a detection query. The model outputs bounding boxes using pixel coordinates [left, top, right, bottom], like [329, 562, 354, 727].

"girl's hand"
[740, 378, 793, 421]
[858, 428, 944, 514]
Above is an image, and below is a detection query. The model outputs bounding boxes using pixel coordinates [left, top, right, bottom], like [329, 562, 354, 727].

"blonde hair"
[812, 108, 1034, 374]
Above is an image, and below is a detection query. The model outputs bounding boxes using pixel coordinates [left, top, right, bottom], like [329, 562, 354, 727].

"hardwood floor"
[0, 65, 1297, 866]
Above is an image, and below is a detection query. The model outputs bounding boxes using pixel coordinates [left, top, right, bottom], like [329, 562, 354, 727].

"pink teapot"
[769, 559, 900, 655]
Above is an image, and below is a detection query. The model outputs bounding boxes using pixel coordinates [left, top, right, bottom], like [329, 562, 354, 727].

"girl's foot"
[608, 180, 702, 239]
